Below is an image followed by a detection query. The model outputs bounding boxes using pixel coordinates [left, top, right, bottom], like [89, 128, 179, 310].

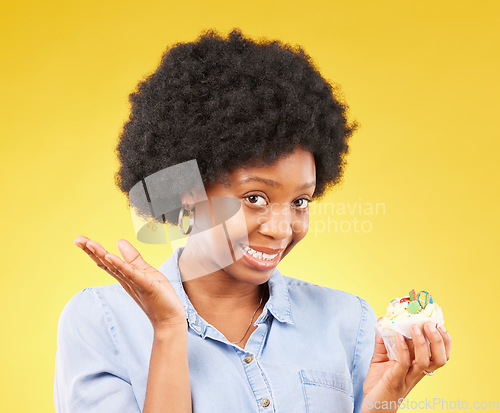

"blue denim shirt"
[54, 246, 377, 412]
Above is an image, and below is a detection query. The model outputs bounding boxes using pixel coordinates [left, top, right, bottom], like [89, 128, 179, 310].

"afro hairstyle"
[114, 27, 358, 226]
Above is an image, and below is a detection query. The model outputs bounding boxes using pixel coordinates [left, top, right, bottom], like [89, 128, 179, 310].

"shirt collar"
[157, 246, 294, 332]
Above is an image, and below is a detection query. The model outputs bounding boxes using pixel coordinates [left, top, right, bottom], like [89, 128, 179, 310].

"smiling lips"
[241, 244, 280, 260]
[238, 243, 284, 270]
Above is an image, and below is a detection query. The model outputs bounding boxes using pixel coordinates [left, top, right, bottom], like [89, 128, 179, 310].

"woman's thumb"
[371, 333, 390, 363]
[116, 239, 151, 271]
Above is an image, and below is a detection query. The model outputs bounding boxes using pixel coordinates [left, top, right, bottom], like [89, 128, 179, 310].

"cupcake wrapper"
[374, 323, 438, 362]
[378, 334, 431, 361]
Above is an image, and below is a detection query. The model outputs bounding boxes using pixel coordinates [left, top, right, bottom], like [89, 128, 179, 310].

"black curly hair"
[114, 27, 358, 225]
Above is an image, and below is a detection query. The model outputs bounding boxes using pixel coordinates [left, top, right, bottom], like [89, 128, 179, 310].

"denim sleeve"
[54, 288, 140, 412]
[352, 297, 377, 413]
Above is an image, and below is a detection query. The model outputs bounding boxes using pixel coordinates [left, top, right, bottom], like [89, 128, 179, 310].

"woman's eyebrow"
[238, 176, 315, 190]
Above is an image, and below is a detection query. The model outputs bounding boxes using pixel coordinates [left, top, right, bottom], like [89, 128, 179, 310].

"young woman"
[54, 28, 451, 413]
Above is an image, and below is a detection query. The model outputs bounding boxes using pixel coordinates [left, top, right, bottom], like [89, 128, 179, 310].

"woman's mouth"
[238, 243, 282, 270]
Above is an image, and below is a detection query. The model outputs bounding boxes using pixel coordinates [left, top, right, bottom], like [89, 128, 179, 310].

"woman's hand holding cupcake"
[361, 290, 452, 412]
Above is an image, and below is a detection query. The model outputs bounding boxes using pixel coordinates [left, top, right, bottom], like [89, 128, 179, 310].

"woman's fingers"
[74, 235, 137, 292]
[389, 333, 412, 390]
[407, 324, 431, 382]
[87, 242, 147, 304]
[85, 240, 135, 286]
[116, 239, 155, 273]
[439, 325, 452, 361]
[405, 336, 416, 361]
[104, 252, 155, 294]
[74, 235, 187, 326]
[74, 236, 106, 269]
[424, 322, 449, 372]
[371, 334, 390, 363]
[406, 323, 450, 383]
[74, 236, 144, 307]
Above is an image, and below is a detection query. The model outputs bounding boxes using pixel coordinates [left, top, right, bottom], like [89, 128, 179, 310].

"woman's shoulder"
[71, 283, 134, 299]
[283, 274, 372, 305]
[282, 274, 376, 321]
[61, 283, 127, 308]
[58, 283, 139, 327]
[57, 283, 150, 349]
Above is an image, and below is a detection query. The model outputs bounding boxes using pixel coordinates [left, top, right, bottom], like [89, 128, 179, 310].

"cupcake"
[374, 289, 445, 361]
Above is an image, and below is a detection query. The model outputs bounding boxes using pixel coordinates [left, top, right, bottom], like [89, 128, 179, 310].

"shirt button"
[260, 398, 270, 407]
[244, 355, 253, 363]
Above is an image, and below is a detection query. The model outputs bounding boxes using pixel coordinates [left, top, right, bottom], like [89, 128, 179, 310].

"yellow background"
[1, 0, 499, 411]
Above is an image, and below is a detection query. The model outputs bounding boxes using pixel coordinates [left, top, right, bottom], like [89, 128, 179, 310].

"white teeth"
[241, 244, 278, 260]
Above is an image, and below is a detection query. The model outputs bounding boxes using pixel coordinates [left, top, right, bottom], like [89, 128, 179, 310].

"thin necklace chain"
[230, 286, 266, 345]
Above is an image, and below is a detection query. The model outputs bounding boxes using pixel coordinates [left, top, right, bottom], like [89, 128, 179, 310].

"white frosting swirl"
[375, 296, 445, 338]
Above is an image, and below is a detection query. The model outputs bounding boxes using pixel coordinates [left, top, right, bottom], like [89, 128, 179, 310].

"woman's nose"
[257, 203, 293, 239]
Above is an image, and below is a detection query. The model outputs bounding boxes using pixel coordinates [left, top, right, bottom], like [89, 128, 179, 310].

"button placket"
[238, 324, 274, 412]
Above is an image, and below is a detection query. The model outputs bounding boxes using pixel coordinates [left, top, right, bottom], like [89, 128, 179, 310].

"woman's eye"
[245, 195, 267, 207]
[294, 198, 310, 210]
[244, 195, 310, 209]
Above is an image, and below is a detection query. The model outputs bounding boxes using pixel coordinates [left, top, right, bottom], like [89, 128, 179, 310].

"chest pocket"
[299, 369, 354, 413]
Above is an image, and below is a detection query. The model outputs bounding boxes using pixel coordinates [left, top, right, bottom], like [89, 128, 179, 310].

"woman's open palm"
[74, 235, 187, 329]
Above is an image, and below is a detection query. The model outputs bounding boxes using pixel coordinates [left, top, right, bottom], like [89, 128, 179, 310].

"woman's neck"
[178, 245, 268, 317]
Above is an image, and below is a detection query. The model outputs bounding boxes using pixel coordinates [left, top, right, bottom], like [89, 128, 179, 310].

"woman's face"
[185, 147, 316, 285]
